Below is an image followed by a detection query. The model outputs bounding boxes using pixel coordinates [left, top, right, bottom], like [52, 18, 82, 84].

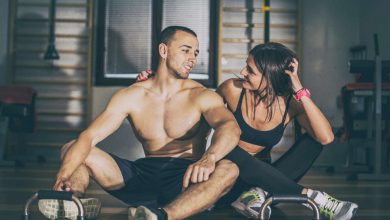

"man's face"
[165, 31, 199, 79]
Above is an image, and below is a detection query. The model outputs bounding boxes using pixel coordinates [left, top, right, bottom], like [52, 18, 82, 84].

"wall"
[0, 0, 9, 85]
[92, 87, 144, 160]
[301, 0, 390, 127]
[300, 0, 390, 167]
[300, 0, 360, 127]
[300, 0, 361, 166]
[359, 0, 390, 59]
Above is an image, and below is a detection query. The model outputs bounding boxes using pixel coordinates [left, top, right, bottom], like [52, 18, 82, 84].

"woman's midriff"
[238, 140, 265, 155]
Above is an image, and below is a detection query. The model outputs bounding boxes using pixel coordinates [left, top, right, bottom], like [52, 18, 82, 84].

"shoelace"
[321, 195, 341, 216]
[241, 190, 262, 206]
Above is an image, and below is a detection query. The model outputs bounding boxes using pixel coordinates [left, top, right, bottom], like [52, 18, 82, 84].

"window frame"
[94, 0, 218, 87]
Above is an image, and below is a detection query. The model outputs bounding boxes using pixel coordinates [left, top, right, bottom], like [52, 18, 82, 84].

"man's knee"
[60, 140, 76, 160]
[216, 159, 239, 183]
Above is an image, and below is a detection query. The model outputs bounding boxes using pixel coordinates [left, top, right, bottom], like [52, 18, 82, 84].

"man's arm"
[182, 89, 240, 189]
[54, 88, 134, 191]
[200, 90, 241, 161]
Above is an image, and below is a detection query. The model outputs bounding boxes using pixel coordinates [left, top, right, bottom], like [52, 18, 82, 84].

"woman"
[216, 42, 358, 220]
[137, 42, 358, 220]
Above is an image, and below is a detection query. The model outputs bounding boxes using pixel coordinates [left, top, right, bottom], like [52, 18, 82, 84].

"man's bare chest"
[129, 97, 202, 141]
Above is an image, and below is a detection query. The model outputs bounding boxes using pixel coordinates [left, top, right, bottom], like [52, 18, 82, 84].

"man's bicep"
[84, 90, 131, 145]
[200, 92, 235, 128]
[85, 109, 127, 145]
[204, 106, 236, 129]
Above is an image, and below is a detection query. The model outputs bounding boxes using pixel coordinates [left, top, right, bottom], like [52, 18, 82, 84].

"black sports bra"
[232, 89, 292, 149]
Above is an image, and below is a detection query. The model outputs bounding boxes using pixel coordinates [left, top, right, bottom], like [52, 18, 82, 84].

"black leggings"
[220, 133, 324, 204]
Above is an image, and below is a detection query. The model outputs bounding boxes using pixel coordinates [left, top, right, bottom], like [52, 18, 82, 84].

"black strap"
[234, 89, 246, 113]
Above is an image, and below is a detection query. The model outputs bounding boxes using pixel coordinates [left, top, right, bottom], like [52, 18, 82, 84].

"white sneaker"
[128, 206, 157, 220]
[231, 187, 271, 219]
[308, 190, 358, 220]
[38, 198, 101, 219]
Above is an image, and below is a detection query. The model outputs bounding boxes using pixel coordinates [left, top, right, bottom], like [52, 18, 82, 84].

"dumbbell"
[259, 195, 320, 220]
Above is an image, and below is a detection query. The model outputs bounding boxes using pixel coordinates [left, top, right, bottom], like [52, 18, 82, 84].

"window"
[95, 0, 218, 87]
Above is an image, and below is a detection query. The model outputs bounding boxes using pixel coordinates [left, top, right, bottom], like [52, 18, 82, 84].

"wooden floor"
[1, 163, 389, 220]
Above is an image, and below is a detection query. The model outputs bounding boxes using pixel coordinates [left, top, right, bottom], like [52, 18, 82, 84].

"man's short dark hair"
[159, 26, 197, 45]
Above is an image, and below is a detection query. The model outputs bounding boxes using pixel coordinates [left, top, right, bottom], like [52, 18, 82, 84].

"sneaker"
[128, 206, 157, 220]
[38, 198, 101, 219]
[231, 187, 271, 219]
[308, 190, 358, 220]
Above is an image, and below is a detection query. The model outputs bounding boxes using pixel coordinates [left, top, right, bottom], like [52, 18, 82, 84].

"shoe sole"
[343, 204, 359, 220]
[134, 206, 157, 220]
[128, 207, 136, 220]
[38, 198, 101, 220]
[246, 205, 271, 219]
[231, 200, 271, 219]
[231, 200, 254, 218]
[321, 203, 359, 220]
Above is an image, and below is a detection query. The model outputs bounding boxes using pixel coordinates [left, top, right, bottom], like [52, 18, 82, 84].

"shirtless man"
[38, 26, 241, 220]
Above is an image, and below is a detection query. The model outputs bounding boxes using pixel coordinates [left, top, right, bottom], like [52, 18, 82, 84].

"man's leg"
[163, 159, 239, 220]
[59, 140, 126, 194]
[39, 140, 126, 220]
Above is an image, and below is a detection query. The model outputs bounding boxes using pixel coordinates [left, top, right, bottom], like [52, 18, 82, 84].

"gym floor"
[0, 163, 389, 220]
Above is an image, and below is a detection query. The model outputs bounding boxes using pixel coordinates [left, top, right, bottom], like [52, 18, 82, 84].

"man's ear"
[159, 43, 168, 59]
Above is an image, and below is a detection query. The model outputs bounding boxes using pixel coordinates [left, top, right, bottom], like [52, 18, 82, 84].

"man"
[39, 26, 241, 220]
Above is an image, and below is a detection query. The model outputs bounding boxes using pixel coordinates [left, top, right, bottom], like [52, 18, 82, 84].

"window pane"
[104, 0, 152, 78]
[162, 0, 210, 80]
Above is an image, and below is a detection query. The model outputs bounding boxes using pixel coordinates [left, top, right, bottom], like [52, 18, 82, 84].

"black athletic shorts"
[105, 153, 193, 207]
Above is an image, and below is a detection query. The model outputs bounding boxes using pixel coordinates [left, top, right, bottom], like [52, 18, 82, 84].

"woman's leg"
[225, 147, 303, 195]
[271, 133, 325, 182]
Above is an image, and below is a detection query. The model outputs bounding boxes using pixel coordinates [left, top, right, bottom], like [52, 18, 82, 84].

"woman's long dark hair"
[248, 42, 297, 121]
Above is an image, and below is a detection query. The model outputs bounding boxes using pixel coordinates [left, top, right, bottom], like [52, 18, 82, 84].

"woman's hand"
[136, 69, 153, 82]
[285, 58, 303, 93]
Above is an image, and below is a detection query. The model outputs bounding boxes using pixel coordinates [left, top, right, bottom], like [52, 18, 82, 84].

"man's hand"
[182, 154, 216, 191]
[136, 69, 153, 82]
[54, 171, 72, 192]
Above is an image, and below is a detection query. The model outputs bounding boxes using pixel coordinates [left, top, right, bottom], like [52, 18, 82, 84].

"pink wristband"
[294, 88, 311, 101]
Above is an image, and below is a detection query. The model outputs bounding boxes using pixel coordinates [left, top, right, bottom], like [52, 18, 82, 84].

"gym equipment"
[344, 34, 390, 180]
[258, 195, 320, 220]
[0, 86, 36, 166]
[22, 190, 85, 220]
[44, 0, 59, 60]
[264, 0, 270, 43]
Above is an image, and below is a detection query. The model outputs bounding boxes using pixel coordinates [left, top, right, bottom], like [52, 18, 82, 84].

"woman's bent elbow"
[320, 133, 334, 145]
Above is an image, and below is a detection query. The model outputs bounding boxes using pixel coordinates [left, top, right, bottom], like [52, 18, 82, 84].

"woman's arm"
[286, 59, 334, 145]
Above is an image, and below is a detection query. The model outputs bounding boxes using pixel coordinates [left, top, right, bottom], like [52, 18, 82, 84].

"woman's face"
[240, 55, 267, 91]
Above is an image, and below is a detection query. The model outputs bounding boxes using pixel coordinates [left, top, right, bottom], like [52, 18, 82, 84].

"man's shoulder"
[182, 79, 209, 91]
[181, 79, 209, 95]
[183, 78, 205, 89]
[219, 78, 243, 91]
[111, 84, 147, 101]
